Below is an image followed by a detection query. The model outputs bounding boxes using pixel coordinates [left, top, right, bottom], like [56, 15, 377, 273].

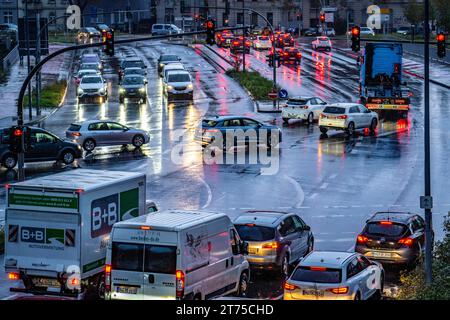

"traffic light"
[351, 26, 360, 52]
[206, 19, 216, 45]
[437, 33, 446, 58]
[8, 126, 24, 153]
[104, 30, 114, 56]
[320, 13, 325, 23]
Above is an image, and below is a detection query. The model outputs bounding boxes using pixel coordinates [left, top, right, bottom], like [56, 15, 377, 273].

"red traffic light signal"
[352, 27, 360, 36]
[320, 14, 325, 23]
[351, 26, 361, 52]
[437, 33, 445, 42]
[13, 128, 23, 137]
[437, 32, 446, 58]
[207, 21, 214, 29]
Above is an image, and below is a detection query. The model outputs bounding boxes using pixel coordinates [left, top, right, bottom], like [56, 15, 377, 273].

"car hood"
[122, 84, 145, 90]
[79, 83, 103, 90]
[167, 81, 192, 87]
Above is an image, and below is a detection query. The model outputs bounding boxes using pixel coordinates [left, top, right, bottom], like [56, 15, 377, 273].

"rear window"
[323, 106, 345, 114]
[235, 225, 275, 242]
[153, 25, 163, 30]
[112, 242, 177, 274]
[168, 73, 190, 83]
[68, 124, 81, 131]
[291, 267, 342, 284]
[201, 120, 217, 127]
[366, 222, 408, 237]
[288, 99, 307, 105]
[124, 60, 144, 68]
[161, 55, 179, 62]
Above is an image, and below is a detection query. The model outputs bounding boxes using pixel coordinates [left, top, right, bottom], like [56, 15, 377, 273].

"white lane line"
[284, 175, 305, 209]
[320, 182, 329, 189]
[2, 294, 19, 300]
[309, 193, 318, 199]
[198, 177, 213, 209]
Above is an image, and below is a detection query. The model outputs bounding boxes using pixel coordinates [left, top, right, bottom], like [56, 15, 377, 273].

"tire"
[347, 122, 355, 136]
[83, 139, 96, 152]
[319, 126, 328, 134]
[2, 154, 17, 169]
[307, 237, 314, 254]
[141, 96, 147, 103]
[132, 135, 145, 148]
[61, 150, 75, 165]
[307, 112, 314, 124]
[354, 291, 361, 300]
[280, 254, 290, 278]
[282, 118, 289, 124]
[119, 96, 124, 103]
[370, 118, 378, 133]
[235, 272, 249, 297]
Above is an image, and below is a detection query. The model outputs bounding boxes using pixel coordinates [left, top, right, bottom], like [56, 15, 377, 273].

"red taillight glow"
[357, 235, 369, 244]
[71, 132, 81, 137]
[176, 270, 185, 298]
[284, 282, 298, 291]
[310, 266, 326, 271]
[380, 221, 393, 225]
[105, 265, 111, 274]
[320, 114, 326, 118]
[8, 272, 20, 280]
[337, 115, 348, 119]
[105, 264, 111, 292]
[262, 242, 279, 249]
[398, 237, 414, 246]
[140, 226, 151, 230]
[328, 287, 349, 294]
[245, 223, 256, 227]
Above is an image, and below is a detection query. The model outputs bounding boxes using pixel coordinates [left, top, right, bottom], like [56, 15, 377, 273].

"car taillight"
[176, 270, 185, 299]
[284, 53, 289, 56]
[71, 132, 81, 137]
[262, 242, 279, 249]
[337, 115, 348, 119]
[327, 287, 349, 294]
[204, 129, 220, 134]
[297, 53, 302, 58]
[284, 282, 298, 291]
[320, 114, 326, 119]
[357, 235, 369, 244]
[105, 264, 111, 292]
[8, 272, 20, 280]
[302, 106, 309, 109]
[398, 237, 414, 247]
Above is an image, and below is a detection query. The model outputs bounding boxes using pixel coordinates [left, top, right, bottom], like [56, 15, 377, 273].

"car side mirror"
[303, 225, 311, 231]
[239, 241, 249, 255]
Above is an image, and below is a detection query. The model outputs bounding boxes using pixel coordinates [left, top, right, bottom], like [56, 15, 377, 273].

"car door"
[87, 122, 110, 146]
[227, 228, 244, 291]
[346, 257, 372, 300]
[348, 106, 361, 128]
[107, 122, 129, 145]
[292, 216, 309, 257]
[26, 130, 61, 161]
[222, 119, 243, 147]
[357, 105, 372, 127]
[279, 217, 302, 263]
[411, 217, 426, 256]
[312, 98, 327, 118]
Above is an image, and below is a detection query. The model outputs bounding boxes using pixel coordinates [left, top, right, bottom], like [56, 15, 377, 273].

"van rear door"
[142, 230, 177, 300]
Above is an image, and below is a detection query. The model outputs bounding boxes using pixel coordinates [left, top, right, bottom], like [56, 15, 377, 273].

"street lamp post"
[242, 0, 246, 73]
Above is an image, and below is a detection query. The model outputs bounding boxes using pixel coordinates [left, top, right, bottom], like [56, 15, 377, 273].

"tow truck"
[359, 43, 411, 118]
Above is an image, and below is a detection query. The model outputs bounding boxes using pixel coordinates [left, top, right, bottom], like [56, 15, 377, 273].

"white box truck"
[105, 210, 250, 300]
[4, 169, 153, 298]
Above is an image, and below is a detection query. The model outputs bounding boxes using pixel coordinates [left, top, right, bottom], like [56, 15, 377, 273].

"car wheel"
[307, 112, 314, 124]
[370, 118, 378, 133]
[235, 272, 249, 297]
[347, 122, 355, 136]
[61, 150, 75, 165]
[83, 139, 96, 152]
[141, 96, 147, 103]
[320, 126, 328, 134]
[280, 254, 289, 278]
[2, 154, 17, 169]
[119, 96, 124, 103]
[354, 291, 361, 300]
[132, 135, 145, 148]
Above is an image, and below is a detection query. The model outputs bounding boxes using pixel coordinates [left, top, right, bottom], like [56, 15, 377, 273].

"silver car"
[284, 251, 384, 300]
[65, 120, 150, 152]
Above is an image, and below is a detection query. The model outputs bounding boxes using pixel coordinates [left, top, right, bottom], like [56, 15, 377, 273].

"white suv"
[77, 75, 108, 103]
[318, 103, 378, 135]
[282, 97, 328, 124]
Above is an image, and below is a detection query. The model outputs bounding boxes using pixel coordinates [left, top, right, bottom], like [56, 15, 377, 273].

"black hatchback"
[355, 212, 428, 266]
[0, 127, 83, 169]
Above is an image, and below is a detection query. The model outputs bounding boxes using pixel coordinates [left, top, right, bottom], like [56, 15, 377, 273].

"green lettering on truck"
[9, 193, 78, 210]
[83, 258, 106, 273]
[120, 188, 139, 220]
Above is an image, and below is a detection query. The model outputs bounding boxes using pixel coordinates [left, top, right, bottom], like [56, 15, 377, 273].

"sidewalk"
[0, 44, 73, 125]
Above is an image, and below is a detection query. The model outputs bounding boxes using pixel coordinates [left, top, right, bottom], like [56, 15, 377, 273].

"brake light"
[205, 129, 220, 133]
[297, 53, 302, 58]
[262, 242, 279, 249]
[176, 270, 185, 299]
[71, 132, 81, 137]
[357, 235, 369, 244]
[380, 221, 392, 225]
[327, 287, 349, 294]
[337, 115, 348, 119]
[8, 272, 20, 280]
[140, 226, 151, 230]
[302, 106, 309, 110]
[398, 237, 414, 247]
[233, 41, 239, 46]
[320, 114, 326, 119]
[245, 223, 256, 227]
[105, 264, 111, 292]
[284, 282, 298, 291]
[310, 266, 327, 271]
[284, 53, 289, 56]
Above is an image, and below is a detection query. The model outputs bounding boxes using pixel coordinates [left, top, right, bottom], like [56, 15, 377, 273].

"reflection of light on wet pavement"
[77, 105, 85, 122]
[100, 103, 107, 120]
[119, 104, 126, 124]
[139, 104, 149, 132]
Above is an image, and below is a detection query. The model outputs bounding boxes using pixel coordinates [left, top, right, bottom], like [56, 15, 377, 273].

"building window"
[165, 8, 174, 24]
[4, 11, 13, 24]
[267, 12, 273, 26]
[237, 12, 243, 25]
[251, 12, 258, 27]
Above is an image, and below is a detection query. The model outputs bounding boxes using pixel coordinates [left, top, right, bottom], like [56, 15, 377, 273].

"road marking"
[2, 294, 19, 300]
[329, 173, 338, 180]
[284, 175, 305, 209]
[309, 193, 318, 199]
[320, 182, 329, 189]
[198, 177, 213, 209]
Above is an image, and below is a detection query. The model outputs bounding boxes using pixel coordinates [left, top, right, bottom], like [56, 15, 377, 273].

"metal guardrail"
[1, 45, 19, 71]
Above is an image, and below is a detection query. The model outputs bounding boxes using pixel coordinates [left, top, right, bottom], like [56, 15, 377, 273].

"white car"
[360, 27, 375, 36]
[253, 35, 272, 50]
[77, 75, 108, 103]
[318, 103, 378, 135]
[164, 70, 194, 100]
[162, 62, 185, 80]
[324, 28, 336, 37]
[312, 36, 332, 51]
[282, 97, 328, 124]
[284, 251, 384, 300]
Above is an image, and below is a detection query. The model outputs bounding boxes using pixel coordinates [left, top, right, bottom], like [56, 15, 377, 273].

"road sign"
[268, 90, 278, 100]
[279, 89, 288, 99]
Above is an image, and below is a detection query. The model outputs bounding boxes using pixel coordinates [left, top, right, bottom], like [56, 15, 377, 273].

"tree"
[397, 213, 450, 299]
[404, 0, 424, 26]
[432, 0, 450, 31]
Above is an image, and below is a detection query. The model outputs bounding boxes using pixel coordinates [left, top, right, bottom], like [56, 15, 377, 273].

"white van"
[105, 210, 250, 300]
[152, 24, 182, 36]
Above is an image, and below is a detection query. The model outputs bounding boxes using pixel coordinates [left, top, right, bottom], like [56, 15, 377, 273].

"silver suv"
[66, 120, 150, 152]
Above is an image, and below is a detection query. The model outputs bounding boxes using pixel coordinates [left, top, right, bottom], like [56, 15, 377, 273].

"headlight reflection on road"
[119, 104, 127, 124]
[100, 102, 107, 120]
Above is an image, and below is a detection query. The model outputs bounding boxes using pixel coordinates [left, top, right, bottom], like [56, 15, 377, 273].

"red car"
[230, 36, 251, 54]
[216, 30, 234, 48]
[273, 32, 295, 48]
[280, 47, 302, 65]
[282, 33, 295, 47]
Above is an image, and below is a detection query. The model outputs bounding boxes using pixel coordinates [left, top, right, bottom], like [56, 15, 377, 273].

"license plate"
[303, 289, 324, 297]
[248, 247, 258, 254]
[372, 251, 392, 258]
[116, 286, 138, 294]
[32, 278, 61, 288]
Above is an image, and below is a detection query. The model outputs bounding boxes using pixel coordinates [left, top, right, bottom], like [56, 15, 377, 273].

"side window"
[34, 132, 56, 144]
[88, 122, 108, 131]
[357, 255, 371, 270]
[416, 216, 425, 229]
[411, 218, 423, 233]
[358, 105, 369, 113]
[230, 229, 240, 255]
[349, 106, 358, 113]
[242, 119, 259, 127]
[223, 119, 242, 127]
[292, 216, 305, 232]
[346, 258, 360, 279]
[279, 217, 296, 237]
[107, 123, 125, 131]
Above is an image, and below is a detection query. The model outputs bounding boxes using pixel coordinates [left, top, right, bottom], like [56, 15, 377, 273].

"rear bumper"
[366, 103, 409, 111]
[355, 245, 418, 264]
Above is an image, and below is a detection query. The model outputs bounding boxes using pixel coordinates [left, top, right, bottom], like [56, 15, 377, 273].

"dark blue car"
[195, 116, 282, 149]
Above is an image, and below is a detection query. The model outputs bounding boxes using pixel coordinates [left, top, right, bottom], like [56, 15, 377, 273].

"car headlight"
[77, 88, 83, 94]
[187, 84, 193, 90]
[139, 87, 146, 93]
[167, 85, 174, 91]
[119, 88, 125, 93]
[160, 63, 164, 67]
[99, 88, 105, 93]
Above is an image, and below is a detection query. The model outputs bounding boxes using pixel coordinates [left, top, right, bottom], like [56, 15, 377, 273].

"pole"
[242, 0, 246, 73]
[423, 0, 433, 286]
[35, 10, 41, 118]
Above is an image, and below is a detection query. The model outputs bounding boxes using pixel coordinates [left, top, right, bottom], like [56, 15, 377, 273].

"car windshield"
[291, 267, 342, 284]
[366, 222, 408, 237]
[161, 55, 179, 62]
[123, 76, 144, 85]
[235, 225, 275, 242]
[82, 77, 102, 84]
[168, 73, 190, 82]
[125, 69, 144, 75]
[288, 99, 307, 105]
[124, 61, 144, 68]
[81, 63, 98, 70]
[323, 106, 346, 114]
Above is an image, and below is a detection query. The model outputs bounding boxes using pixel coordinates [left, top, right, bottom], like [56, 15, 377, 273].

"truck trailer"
[4, 169, 153, 298]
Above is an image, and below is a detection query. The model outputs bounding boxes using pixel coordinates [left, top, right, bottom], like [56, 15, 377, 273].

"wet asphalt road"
[0, 38, 449, 299]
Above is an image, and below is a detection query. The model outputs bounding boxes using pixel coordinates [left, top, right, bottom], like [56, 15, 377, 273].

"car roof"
[300, 251, 355, 268]
[124, 67, 143, 70]
[325, 103, 361, 109]
[82, 75, 102, 79]
[368, 211, 417, 224]
[164, 63, 184, 69]
[289, 96, 314, 101]
[167, 69, 189, 75]
[234, 211, 292, 227]
[123, 57, 143, 62]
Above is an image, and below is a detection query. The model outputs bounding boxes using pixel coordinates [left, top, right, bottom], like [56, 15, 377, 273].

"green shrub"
[226, 70, 277, 101]
[23, 80, 67, 109]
